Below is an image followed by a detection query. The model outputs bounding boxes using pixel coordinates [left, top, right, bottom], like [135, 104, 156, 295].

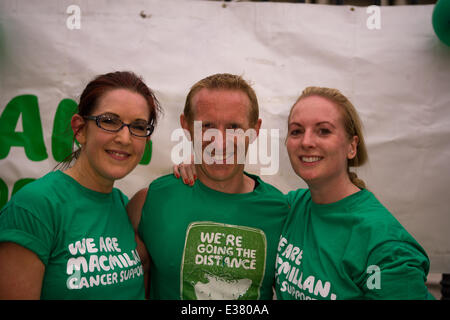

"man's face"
[181, 88, 261, 185]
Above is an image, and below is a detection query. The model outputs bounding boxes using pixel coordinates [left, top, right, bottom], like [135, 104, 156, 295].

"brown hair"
[183, 73, 259, 126]
[57, 71, 162, 169]
[289, 86, 368, 189]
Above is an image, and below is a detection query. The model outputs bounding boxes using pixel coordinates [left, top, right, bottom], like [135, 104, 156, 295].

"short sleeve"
[114, 188, 129, 207]
[361, 240, 431, 300]
[0, 201, 54, 265]
[285, 189, 308, 207]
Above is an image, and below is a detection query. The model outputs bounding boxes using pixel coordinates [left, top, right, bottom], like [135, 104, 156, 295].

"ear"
[71, 114, 87, 145]
[180, 114, 192, 141]
[250, 118, 262, 144]
[347, 135, 358, 160]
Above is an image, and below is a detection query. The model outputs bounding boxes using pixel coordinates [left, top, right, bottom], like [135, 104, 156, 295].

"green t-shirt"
[138, 173, 289, 300]
[275, 188, 432, 300]
[0, 171, 145, 300]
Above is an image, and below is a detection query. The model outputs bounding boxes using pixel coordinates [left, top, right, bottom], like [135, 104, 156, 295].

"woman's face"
[286, 95, 357, 188]
[76, 88, 150, 185]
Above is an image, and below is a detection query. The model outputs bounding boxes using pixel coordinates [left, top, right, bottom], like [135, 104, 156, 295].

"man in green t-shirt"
[127, 73, 289, 300]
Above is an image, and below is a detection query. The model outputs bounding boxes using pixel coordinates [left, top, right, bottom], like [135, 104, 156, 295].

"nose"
[206, 127, 228, 149]
[114, 125, 132, 145]
[301, 129, 316, 149]
[221, 128, 231, 150]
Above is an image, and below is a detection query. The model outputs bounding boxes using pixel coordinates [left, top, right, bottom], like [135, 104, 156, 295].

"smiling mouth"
[213, 152, 234, 162]
[205, 149, 235, 164]
[106, 150, 131, 160]
[300, 156, 323, 163]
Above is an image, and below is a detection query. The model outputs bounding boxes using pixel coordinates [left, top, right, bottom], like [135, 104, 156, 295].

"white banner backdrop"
[0, 0, 449, 272]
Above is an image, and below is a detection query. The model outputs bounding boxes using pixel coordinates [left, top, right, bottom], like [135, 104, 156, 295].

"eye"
[99, 114, 121, 126]
[289, 128, 303, 136]
[130, 121, 148, 131]
[202, 122, 213, 130]
[318, 128, 331, 135]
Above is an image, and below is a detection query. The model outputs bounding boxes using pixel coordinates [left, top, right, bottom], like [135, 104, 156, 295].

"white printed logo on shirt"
[180, 222, 267, 300]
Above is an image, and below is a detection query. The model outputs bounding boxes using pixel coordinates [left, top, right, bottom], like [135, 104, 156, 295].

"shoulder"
[112, 188, 129, 207]
[286, 188, 310, 206]
[7, 172, 63, 212]
[148, 173, 186, 193]
[336, 191, 430, 292]
[281, 188, 310, 228]
[128, 174, 188, 229]
[126, 188, 148, 231]
[0, 173, 63, 265]
[249, 173, 284, 197]
[12, 171, 58, 196]
[250, 174, 290, 208]
[350, 190, 404, 232]
[348, 190, 428, 259]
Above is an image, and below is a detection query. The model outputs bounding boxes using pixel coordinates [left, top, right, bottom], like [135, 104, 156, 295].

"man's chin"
[199, 163, 243, 182]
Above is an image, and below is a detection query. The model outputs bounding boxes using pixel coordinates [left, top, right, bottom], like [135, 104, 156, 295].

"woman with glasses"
[0, 71, 161, 299]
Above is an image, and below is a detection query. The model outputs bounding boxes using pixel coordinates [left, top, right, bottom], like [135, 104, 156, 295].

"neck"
[308, 175, 360, 204]
[196, 166, 255, 194]
[65, 156, 114, 193]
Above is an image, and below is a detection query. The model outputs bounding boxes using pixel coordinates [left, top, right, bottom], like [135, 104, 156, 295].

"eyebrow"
[317, 121, 336, 128]
[199, 119, 245, 126]
[101, 112, 148, 122]
[288, 121, 336, 128]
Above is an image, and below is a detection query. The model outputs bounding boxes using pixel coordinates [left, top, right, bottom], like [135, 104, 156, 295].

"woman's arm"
[127, 189, 151, 298]
[362, 241, 431, 300]
[0, 242, 45, 299]
[126, 188, 148, 232]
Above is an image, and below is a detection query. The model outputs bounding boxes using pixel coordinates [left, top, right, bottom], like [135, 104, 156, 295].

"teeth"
[207, 150, 234, 162]
[302, 156, 321, 163]
[213, 154, 233, 161]
[108, 151, 129, 158]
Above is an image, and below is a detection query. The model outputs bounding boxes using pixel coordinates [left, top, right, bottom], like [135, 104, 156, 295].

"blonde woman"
[276, 87, 432, 300]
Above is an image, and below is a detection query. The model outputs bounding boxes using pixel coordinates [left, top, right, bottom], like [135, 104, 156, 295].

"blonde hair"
[184, 73, 259, 126]
[289, 86, 368, 189]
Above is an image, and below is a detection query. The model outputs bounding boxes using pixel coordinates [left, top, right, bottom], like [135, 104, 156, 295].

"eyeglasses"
[83, 114, 154, 137]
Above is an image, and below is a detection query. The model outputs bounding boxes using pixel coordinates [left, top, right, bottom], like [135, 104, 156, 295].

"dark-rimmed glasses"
[83, 114, 154, 137]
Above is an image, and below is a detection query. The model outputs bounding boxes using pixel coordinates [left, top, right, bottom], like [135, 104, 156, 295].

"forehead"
[191, 88, 251, 122]
[290, 95, 342, 125]
[95, 88, 149, 120]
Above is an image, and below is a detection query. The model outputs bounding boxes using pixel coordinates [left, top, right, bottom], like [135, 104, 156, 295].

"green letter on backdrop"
[52, 98, 78, 162]
[140, 140, 152, 165]
[0, 178, 7, 209]
[0, 95, 48, 161]
[11, 178, 36, 196]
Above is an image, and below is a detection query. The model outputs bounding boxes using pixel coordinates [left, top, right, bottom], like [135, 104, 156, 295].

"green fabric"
[139, 173, 289, 300]
[275, 188, 432, 300]
[0, 171, 145, 300]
